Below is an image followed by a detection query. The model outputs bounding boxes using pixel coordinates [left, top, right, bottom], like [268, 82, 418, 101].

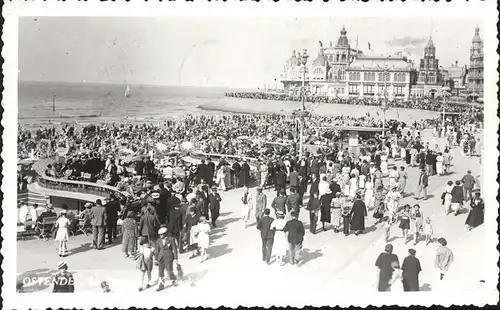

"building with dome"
[467, 26, 483, 97]
[309, 27, 363, 96]
[412, 37, 443, 98]
[280, 27, 363, 96]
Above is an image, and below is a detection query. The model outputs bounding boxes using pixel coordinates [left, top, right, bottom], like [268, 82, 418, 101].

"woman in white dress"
[216, 166, 226, 191]
[435, 152, 444, 176]
[380, 152, 389, 176]
[55, 210, 71, 257]
[270, 211, 287, 265]
[349, 174, 358, 198]
[442, 181, 454, 215]
[391, 142, 399, 160]
[195, 216, 211, 262]
[358, 174, 366, 190]
[364, 176, 374, 210]
[342, 168, 351, 196]
[241, 187, 253, 228]
[260, 162, 268, 188]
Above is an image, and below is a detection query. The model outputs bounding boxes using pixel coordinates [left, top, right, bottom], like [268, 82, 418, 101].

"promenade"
[17, 129, 484, 298]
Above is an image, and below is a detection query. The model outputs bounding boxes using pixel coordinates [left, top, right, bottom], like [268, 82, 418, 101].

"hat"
[84, 202, 93, 208]
[276, 210, 284, 216]
[408, 248, 416, 256]
[325, 188, 332, 194]
[57, 261, 68, 270]
[151, 192, 160, 199]
[60, 209, 67, 214]
[158, 227, 167, 235]
[146, 180, 153, 184]
[107, 155, 113, 158]
[384, 244, 393, 253]
[336, 192, 341, 196]
[256, 186, 263, 191]
[211, 185, 218, 190]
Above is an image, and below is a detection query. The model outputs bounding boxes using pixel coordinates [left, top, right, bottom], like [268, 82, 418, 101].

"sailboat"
[125, 83, 131, 98]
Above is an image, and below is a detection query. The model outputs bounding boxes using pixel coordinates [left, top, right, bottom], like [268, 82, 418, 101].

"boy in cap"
[154, 227, 179, 291]
[52, 261, 75, 293]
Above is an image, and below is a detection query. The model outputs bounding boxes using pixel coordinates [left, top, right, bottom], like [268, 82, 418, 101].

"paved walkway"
[17, 129, 485, 296]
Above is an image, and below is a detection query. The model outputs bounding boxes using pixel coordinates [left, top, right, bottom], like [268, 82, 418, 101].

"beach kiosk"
[333, 126, 391, 157]
[309, 126, 390, 157]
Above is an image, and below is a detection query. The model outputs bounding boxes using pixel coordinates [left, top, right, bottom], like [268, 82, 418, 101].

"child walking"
[55, 210, 71, 257]
[195, 216, 211, 262]
[383, 216, 393, 243]
[422, 217, 434, 246]
[136, 237, 154, 291]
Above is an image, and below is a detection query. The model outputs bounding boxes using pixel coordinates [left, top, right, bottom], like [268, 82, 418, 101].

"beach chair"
[77, 218, 92, 236]
[35, 216, 57, 240]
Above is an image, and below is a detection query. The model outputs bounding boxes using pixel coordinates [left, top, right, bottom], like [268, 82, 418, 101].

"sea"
[18, 81, 253, 129]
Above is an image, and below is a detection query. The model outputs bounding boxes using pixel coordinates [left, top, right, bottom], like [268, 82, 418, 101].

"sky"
[19, 17, 482, 89]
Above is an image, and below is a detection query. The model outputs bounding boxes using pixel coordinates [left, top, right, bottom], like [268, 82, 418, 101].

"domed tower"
[336, 26, 350, 48]
[468, 26, 483, 95]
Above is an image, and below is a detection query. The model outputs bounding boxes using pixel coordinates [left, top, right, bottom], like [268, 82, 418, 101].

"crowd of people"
[225, 91, 481, 114]
[16, 100, 484, 293]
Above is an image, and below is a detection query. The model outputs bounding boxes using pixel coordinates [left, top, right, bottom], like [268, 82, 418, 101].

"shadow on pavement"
[17, 268, 58, 293]
[216, 217, 240, 227]
[208, 243, 233, 259]
[420, 283, 432, 291]
[70, 242, 94, 256]
[219, 212, 232, 217]
[185, 269, 209, 287]
[300, 248, 323, 266]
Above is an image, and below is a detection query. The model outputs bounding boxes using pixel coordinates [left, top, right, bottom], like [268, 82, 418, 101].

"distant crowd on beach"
[225, 92, 482, 114]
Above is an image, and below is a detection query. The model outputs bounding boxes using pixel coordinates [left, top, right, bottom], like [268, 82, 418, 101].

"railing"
[188, 150, 259, 165]
[32, 159, 130, 200]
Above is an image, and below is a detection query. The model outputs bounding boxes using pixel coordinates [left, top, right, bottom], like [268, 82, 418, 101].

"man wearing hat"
[104, 195, 120, 245]
[91, 199, 107, 250]
[415, 168, 428, 200]
[154, 227, 179, 291]
[285, 187, 301, 218]
[52, 261, 75, 293]
[254, 186, 267, 223]
[208, 186, 222, 227]
[282, 211, 305, 265]
[271, 190, 287, 218]
[350, 192, 367, 236]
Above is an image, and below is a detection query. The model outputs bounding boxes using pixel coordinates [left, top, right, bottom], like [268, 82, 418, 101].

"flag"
[368, 42, 371, 50]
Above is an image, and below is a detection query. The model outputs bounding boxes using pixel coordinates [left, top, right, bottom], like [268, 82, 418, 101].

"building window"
[356, 72, 361, 81]
[363, 85, 374, 95]
[394, 85, 405, 96]
[401, 73, 406, 82]
[348, 84, 359, 95]
[364, 72, 375, 81]
[339, 68, 346, 80]
[313, 68, 324, 75]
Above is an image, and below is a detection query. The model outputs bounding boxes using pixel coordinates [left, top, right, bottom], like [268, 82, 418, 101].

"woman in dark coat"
[350, 193, 367, 235]
[465, 192, 484, 230]
[401, 248, 422, 291]
[320, 188, 333, 231]
[239, 160, 251, 187]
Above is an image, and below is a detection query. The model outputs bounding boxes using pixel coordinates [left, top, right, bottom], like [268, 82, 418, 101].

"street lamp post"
[382, 70, 388, 138]
[296, 49, 309, 159]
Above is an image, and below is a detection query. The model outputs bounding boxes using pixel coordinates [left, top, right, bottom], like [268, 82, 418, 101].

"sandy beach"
[199, 97, 441, 123]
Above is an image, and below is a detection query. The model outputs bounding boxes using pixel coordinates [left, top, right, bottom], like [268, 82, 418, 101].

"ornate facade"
[441, 61, 468, 95]
[467, 26, 483, 96]
[412, 37, 442, 98]
[280, 49, 310, 92]
[345, 56, 416, 100]
[309, 27, 363, 96]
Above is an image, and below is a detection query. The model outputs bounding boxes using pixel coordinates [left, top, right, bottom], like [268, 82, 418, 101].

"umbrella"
[156, 142, 168, 152]
[166, 150, 180, 156]
[237, 135, 251, 141]
[120, 148, 135, 155]
[180, 141, 194, 150]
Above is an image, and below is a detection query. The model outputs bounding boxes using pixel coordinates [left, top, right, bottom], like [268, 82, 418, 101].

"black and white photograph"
[2, 2, 499, 308]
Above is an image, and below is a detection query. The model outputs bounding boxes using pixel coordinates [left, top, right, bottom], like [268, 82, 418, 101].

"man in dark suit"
[286, 187, 301, 216]
[401, 248, 422, 291]
[91, 199, 107, 250]
[289, 167, 299, 191]
[240, 159, 251, 188]
[309, 173, 320, 198]
[275, 167, 287, 196]
[283, 211, 305, 265]
[208, 186, 222, 227]
[257, 209, 275, 264]
[154, 227, 179, 291]
[231, 160, 241, 188]
[104, 195, 120, 245]
[329, 178, 342, 197]
[135, 157, 145, 176]
[144, 156, 155, 176]
[167, 203, 183, 252]
[415, 169, 429, 200]
[271, 190, 287, 217]
[158, 183, 171, 224]
[165, 192, 181, 224]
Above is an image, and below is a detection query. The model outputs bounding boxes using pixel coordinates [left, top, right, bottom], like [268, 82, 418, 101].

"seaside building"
[345, 55, 416, 100]
[441, 61, 468, 96]
[280, 49, 311, 93]
[281, 27, 363, 96]
[412, 37, 443, 98]
[467, 26, 484, 97]
[309, 27, 363, 97]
